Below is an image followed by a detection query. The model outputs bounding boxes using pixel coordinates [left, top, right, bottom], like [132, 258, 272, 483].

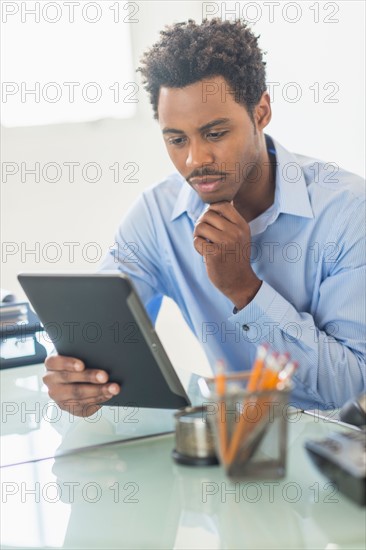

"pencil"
[215, 360, 228, 464]
[226, 345, 267, 465]
[247, 344, 268, 391]
[257, 352, 281, 390]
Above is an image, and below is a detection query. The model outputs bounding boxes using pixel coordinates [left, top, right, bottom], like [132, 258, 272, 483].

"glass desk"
[1, 414, 365, 549]
[1, 363, 175, 466]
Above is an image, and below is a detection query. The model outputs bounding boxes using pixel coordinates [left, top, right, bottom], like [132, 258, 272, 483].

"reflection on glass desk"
[1, 415, 365, 550]
[0, 364, 175, 467]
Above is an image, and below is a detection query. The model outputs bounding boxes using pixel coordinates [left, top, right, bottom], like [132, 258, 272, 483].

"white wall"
[1, 1, 364, 381]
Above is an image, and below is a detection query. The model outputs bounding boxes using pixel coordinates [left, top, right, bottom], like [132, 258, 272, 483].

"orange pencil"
[226, 345, 267, 465]
[247, 344, 268, 391]
[258, 352, 281, 390]
[215, 360, 228, 464]
[248, 352, 283, 441]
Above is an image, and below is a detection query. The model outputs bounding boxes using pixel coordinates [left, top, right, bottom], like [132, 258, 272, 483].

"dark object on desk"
[0, 302, 47, 369]
[18, 273, 190, 409]
[339, 394, 366, 428]
[1, 288, 16, 303]
[0, 302, 44, 337]
[172, 406, 219, 466]
[305, 430, 366, 506]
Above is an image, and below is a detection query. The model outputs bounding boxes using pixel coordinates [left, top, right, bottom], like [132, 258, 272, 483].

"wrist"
[230, 277, 262, 311]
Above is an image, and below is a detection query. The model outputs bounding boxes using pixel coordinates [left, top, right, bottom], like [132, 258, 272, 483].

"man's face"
[158, 76, 267, 204]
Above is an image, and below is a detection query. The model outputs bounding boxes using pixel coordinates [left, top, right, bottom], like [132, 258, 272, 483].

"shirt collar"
[270, 135, 314, 220]
[170, 175, 205, 222]
[170, 134, 314, 224]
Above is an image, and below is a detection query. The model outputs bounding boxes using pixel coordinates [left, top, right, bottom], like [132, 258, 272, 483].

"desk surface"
[1, 416, 365, 549]
[1, 364, 176, 466]
[1, 365, 366, 549]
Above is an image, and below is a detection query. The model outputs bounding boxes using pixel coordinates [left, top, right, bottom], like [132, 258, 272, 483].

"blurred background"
[1, 1, 365, 380]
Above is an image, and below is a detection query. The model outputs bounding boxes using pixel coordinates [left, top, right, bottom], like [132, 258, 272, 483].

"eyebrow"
[162, 118, 231, 135]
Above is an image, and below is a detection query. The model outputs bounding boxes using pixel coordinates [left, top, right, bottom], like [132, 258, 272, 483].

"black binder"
[0, 302, 47, 369]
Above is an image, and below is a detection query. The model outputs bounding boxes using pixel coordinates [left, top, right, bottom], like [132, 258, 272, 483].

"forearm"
[229, 282, 365, 408]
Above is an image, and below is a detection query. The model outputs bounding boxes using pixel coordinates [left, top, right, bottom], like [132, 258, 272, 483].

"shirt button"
[242, 324, 250, 332]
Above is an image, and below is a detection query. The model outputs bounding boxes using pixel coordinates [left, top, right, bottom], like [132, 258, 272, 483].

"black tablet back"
[18, 273, 190, 409]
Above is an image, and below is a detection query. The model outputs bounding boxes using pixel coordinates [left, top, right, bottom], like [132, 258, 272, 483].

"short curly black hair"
[137, 18, 267, 121]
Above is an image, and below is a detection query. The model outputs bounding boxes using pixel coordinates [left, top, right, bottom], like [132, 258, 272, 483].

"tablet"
[18, 273, 191, 409]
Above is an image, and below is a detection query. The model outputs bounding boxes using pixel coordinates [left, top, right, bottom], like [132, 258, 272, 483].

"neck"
[233, 137, 276, 222]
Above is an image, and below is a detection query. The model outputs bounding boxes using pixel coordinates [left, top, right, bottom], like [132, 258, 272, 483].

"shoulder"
[292, 153, 365, 226]
[295, 152, 365, 204]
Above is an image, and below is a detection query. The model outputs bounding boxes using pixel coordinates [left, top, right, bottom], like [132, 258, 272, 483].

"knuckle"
[45, 355, 57, 369]
[86, 397, 104, 409]
[97, 394, 109, 404]
[61, 371, 72, 383]
[71, 384, 83, 400]
[84, 371, 96, 384]
[103, 387, 112, 399]
[42, 372, 51, 387]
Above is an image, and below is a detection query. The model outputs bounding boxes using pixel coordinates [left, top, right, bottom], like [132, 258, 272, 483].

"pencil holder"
[200, 373, 292, 480]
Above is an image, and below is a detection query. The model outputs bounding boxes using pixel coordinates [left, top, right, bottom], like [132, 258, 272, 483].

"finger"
[193, 221, 223, 243]
[193, 236, 220, 257]
[43, 369, 110, 386]
[193, 235, 205, 255]
[61, 390, 117, 409]
[48, 382, 120, 404]
[208, 201, 243, 224]
[196, 209, 230, 231]
[45, 354, 85, 373]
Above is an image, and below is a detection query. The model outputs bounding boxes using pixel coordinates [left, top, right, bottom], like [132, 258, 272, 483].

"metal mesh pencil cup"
[202, 373, 292, 480]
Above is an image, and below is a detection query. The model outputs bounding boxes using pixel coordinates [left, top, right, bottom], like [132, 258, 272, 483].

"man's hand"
[43, 354, 120, 417]
[193, 201, 262, 310]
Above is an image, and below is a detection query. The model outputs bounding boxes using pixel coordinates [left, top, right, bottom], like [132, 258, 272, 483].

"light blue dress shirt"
[100, 135, 366, 410]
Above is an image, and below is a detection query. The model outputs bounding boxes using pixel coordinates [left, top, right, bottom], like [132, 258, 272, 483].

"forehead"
[157, 76, 248, 130]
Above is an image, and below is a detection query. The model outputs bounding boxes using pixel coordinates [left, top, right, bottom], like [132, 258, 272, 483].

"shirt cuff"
[228, 281, 291, 341]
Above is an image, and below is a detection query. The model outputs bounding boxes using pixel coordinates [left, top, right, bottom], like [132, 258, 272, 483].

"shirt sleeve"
[228, 197, 366, 409]
[98, 193, 165, 326]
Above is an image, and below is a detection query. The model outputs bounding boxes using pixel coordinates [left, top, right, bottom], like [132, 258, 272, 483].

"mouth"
[189, 176, 225, 194]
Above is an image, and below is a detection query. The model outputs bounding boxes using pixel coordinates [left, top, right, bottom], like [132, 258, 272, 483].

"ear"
[254, 91, 272, 131]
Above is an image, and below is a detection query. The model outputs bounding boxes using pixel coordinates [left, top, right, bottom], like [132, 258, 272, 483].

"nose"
[186, 139, 215, 170]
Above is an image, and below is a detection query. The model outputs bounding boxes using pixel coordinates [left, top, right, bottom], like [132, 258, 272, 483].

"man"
[44, 19, 365, 416]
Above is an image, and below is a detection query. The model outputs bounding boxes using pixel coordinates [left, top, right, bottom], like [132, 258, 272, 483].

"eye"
[167, 136, 187, 146]
[206, 131, 228, 140]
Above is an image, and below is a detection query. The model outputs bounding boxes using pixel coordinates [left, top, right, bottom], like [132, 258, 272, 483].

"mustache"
[187, 168, 228, 181]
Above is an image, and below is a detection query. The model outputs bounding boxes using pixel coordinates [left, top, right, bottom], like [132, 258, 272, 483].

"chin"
[203, 193, 235, 204]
